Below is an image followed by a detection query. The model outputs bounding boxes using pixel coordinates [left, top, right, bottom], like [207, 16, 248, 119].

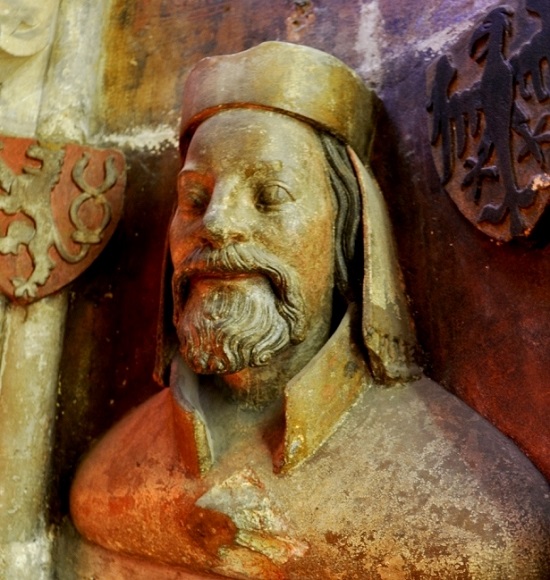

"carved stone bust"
[70, 42, 550, 579]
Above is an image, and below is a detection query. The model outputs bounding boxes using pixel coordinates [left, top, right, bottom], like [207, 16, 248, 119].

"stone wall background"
[0, 0, 545, 576]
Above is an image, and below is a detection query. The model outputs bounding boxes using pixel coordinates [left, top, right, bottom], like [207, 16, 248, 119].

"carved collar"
[170, 306, 372, 476]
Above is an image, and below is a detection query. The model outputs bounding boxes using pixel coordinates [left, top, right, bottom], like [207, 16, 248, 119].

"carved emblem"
[427, 1, 550, 241]
[0, 136, 125, 302]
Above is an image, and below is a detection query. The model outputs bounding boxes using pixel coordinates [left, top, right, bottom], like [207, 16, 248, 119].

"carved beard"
[172, 245, 307, 375]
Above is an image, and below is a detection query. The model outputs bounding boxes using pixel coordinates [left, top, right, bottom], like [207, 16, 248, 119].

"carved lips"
[0, 136, 125, 302]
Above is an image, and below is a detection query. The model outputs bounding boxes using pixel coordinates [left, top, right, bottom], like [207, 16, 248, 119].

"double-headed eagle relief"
[428, 1, 550, 241]
[0, 137, 125, 302]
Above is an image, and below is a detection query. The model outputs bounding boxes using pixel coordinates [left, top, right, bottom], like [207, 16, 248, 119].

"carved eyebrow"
[178, 169, 212, 183]
[177, 170, 214, 198]
[244, 160, 284, 177]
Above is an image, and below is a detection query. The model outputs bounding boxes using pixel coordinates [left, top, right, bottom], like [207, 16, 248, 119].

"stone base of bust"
[71, 378, 550, 579]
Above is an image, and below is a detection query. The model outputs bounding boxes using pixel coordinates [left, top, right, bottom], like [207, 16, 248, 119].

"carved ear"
[346, 146, 421, 384]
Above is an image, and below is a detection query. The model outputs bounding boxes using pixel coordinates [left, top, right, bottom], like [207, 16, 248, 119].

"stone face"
[0, 0, 57, 60]
[0, 0, 58, 135]
[59, 4, 550, 576]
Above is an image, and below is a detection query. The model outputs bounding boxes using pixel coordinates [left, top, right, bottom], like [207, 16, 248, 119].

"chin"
[176, 281, 294, 376]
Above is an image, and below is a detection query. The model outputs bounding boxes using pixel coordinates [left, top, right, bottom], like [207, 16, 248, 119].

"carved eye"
[256, 182, 293, 210]
[177, 173, 211, 214]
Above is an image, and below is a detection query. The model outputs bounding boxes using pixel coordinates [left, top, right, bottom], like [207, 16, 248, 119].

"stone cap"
[180, 41, 374, 158]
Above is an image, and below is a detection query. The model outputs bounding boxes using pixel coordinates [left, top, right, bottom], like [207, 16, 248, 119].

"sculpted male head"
[170, 108, 337, 377]
[158, 42, 418, 397]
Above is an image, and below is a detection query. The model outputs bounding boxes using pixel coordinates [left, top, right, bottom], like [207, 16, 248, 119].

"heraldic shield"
[0, 136, 125, 303]
[427, 1, 550, 242]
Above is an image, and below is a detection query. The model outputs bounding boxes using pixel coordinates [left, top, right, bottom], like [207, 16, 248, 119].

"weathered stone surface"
[0, 1, 123, 578]
[0, 0, 59, 137]
[71, 379, 550, 578]
[0, 294, 67, 580]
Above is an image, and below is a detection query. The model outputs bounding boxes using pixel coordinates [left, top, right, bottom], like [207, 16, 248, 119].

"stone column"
[0, 0, 113, 578]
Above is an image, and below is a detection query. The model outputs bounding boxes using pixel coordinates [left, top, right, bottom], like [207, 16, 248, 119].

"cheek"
[168, 211, 199, 264]
[297, 213, 335, 295]
[261, 202, 336, 300]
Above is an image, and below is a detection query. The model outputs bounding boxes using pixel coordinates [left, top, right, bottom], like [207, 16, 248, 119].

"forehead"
[184, 109, 326, 176]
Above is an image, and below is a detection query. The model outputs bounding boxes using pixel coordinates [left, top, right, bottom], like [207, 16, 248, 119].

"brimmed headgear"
[156, 42, 419, 385]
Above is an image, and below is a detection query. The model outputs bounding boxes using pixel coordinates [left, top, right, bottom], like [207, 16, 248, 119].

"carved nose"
[201, 193, 248, 246]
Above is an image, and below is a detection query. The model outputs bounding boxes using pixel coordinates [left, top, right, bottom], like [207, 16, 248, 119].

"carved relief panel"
[0, 138, 125, 301]
[428, 2, 550, 241]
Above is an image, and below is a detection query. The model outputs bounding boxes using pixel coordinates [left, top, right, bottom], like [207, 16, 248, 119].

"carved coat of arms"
[427, 1, 550, 241]
[0, 137, 125, 302]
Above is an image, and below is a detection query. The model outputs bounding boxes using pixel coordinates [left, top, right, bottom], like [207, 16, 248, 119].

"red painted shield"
[0, 136, 125, 303]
